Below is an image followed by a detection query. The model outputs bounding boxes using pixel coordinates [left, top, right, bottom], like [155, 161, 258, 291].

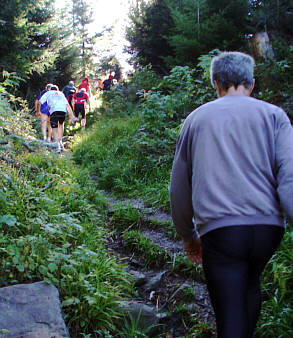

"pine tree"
[0, 0, 60, 77]
[249, 0, 293, 34]
[70, 0, 96, 78]
[96, 55, 122, 81]
[126, 0, 253, 71]
[126, 0, 175, 74]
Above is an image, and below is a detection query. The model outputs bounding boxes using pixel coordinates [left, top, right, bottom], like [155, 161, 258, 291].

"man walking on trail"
[67, 89, 76, 110]
[72, 87, 91, 128]
[35, 83, 53, 142]
[36, 85, 77, 152]
[62, 80, 76, 99]
[170, 51, 293, 338]
[102, 78, 111, 91]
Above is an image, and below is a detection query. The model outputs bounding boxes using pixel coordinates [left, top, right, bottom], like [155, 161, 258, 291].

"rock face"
[0, 281, 70, 338]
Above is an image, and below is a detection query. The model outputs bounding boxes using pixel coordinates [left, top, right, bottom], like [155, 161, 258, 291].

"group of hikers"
[35, 74, 117, 152]
[34, 78, 92, 153]
[35, 73, 118, 152]
[95, 73, 118, 91]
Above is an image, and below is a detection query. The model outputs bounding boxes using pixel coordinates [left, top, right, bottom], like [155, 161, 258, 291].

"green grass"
[255, 230, 293, 338]
[2, 72, 292, 337]
[0, 148, 134, 335]
[171, 255, 204, 282]
[107, 205, 142, 232]
[72, 113, 172, 210]
[122, 230, 171, 268]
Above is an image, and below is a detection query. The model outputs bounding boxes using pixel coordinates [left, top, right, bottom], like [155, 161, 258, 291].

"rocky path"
[41, 138, 216, 336]
[103, 192, 216, 337]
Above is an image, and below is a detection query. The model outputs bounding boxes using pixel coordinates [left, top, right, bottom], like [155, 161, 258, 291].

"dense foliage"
[126, 0, 293, 72]
[0, 0, 103, 103]
[0, 0, 57, 76]
[126, 0, 175, 73]
[0, 75, 135, 336]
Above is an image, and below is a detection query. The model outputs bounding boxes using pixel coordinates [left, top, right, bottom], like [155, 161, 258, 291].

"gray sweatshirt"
[170, 95, 293, 240]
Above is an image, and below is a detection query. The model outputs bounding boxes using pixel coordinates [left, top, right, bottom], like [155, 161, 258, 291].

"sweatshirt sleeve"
[170, 122, 197, 241]
[39, 91, 48, 104]
[275, 111, 293, 223]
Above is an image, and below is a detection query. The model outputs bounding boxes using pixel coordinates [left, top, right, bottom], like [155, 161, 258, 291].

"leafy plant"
[122, 230, 170, 267]
[171, 255, 204, 282]
[118, 310, 159, 338]
[108, 205, 142, 232]
[0, 84, 135, 335]
[255, 230, 293, 337]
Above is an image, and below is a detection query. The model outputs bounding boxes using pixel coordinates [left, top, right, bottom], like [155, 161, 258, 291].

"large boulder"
[0, 281, 70, 338]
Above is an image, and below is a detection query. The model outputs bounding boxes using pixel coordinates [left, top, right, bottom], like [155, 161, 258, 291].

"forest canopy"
[0, 0, 293, 111]
[126, 0, 293, 73]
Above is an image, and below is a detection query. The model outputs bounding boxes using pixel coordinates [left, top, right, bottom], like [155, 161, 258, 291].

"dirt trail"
[103, 192, 216, 337]
[49, 141, 216, 336]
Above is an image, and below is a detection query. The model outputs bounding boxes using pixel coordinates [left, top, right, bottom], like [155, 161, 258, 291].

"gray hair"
[69, 80, 74, 86]
[210, 52, 255, 91]
[46, 83, 53, 90]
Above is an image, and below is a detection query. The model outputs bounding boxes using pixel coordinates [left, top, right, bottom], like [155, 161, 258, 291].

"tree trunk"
[248, 32, 274, 61]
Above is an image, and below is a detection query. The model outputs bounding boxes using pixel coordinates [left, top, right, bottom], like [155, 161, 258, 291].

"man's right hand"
[183, 237, 202, 264]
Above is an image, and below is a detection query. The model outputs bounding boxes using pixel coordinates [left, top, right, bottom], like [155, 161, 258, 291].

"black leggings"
[74, 103, 85, 119]
[201, 225, 284, 338]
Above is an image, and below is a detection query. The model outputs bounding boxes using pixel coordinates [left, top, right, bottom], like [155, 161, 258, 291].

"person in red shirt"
[78, 77, 90, 92]
[72, 88, 91, 128]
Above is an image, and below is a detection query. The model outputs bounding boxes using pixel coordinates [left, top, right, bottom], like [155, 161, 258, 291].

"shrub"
[256, 229, 293, 337]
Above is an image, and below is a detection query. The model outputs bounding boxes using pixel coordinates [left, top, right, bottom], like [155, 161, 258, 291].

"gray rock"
[0, 281, 70, 338]
[128, 269, 147, 287]
[144, 271, 167, 291]
[119, 300, 159, 330]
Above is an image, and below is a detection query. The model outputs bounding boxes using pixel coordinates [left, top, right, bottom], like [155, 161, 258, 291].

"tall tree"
[249, 0, 293, 34]
[163, 0, 207, 68]
[126, 0, 175, 74]
[96, 55, 122, 81]
[126, 0, 252, 72]
[0, 0, 59, 77]
[167, 0, 250, 68]
[202, 0, 250, 49]
[70, 0, 96, 78]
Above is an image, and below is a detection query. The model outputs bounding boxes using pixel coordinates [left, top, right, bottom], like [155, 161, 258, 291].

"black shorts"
[50, 111, 66, 128]
[74, 103, 85, 119]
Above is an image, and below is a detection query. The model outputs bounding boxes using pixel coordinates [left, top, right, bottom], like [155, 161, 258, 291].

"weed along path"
[100, 190, 217, 337]
[32, 130, 216, 336]
[36, 136, 216, 336]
